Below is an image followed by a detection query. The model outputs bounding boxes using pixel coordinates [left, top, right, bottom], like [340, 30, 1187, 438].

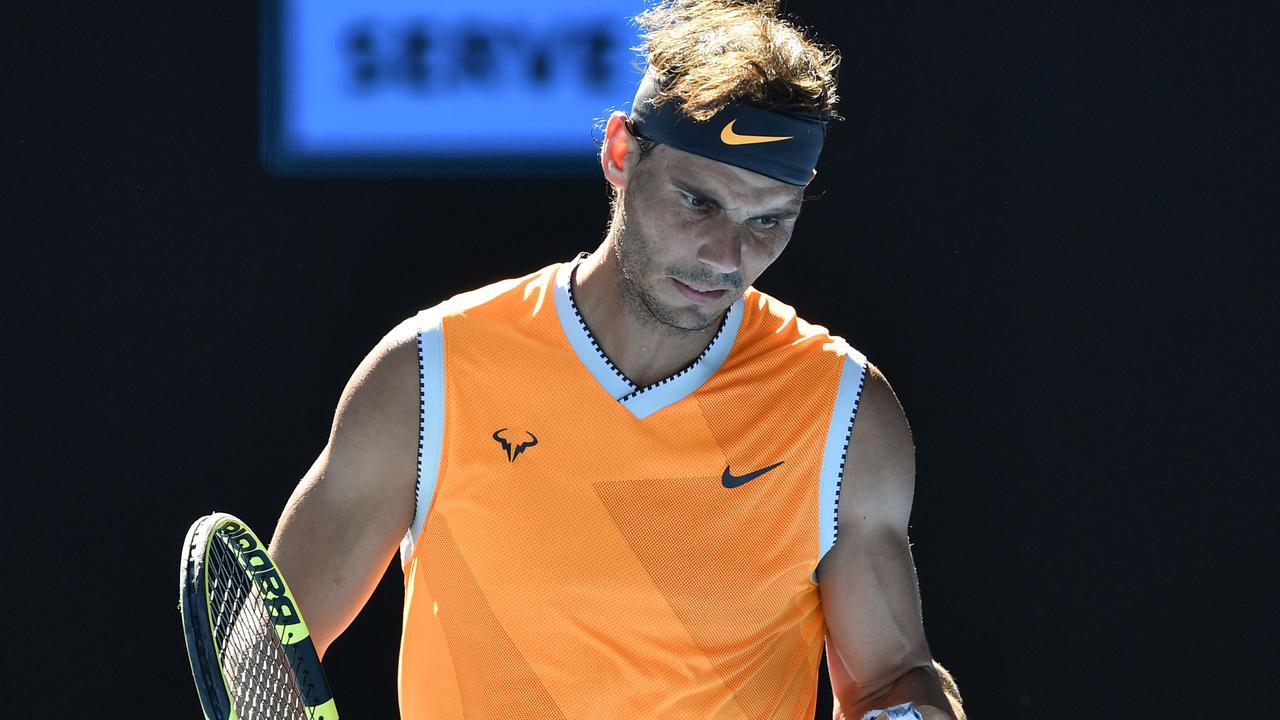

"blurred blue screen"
[263, 0, 646, 176]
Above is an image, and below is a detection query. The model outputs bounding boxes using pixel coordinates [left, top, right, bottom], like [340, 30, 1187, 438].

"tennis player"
[270, 2, 966, 718]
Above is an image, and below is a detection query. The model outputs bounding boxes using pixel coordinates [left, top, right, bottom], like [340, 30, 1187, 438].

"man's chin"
[644, 295, 726, 334]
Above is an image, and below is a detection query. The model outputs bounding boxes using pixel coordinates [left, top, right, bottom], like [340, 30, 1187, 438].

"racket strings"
[208, 535, 311, 720]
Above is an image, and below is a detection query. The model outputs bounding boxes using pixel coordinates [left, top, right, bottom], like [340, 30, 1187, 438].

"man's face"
[613, 143, 806, 333]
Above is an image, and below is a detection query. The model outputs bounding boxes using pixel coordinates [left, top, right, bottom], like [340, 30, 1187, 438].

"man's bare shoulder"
[339, 317, 419, 420]
[839, 361, 916, 530]
[372, 312, 429, 376]
[314, 315, 430, 499]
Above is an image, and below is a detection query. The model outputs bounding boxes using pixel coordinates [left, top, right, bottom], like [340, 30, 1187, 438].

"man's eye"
[753, 217, 779, 229]
[681, 192, 711, 209]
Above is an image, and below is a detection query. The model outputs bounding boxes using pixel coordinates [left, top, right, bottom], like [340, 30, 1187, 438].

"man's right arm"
[269, 319, 423, 659]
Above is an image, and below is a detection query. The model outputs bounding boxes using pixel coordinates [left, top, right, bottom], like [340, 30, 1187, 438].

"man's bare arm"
[818, 363, 964, 720]
[269, 320, 421, 658]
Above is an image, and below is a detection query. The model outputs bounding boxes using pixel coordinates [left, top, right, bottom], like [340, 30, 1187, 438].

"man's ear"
[601, 111, 637, 189]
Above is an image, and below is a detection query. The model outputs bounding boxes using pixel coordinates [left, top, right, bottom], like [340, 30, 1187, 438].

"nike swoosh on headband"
[719, 119, 794, 146]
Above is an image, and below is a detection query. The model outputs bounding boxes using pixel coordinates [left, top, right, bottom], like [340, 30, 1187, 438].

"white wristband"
[860, 703, 924, 720]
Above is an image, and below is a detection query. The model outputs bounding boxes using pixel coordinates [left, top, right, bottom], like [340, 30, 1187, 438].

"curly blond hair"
[634, 0, 841, 121]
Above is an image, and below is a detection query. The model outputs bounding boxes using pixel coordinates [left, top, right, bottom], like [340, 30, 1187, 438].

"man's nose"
[696, 221, 743, 275]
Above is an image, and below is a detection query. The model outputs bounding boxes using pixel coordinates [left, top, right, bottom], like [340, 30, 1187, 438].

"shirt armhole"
[399, 310, 446, 569]
[814, 350, 868, 579]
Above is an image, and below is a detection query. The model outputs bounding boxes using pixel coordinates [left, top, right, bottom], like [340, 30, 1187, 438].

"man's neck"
[572, 245, 726, 389]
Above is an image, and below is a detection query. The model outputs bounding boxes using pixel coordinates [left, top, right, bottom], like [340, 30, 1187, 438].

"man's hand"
[916, 704, 956, 720]
[860, 702, 952, 720]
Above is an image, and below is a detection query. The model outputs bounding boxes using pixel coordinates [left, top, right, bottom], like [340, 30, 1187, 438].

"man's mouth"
[671, 278, 729, 305]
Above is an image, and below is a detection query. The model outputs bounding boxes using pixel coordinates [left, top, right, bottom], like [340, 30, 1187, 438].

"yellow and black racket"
[179, 512, 339, 720]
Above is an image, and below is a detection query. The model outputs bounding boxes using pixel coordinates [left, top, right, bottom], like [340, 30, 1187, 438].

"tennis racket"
[179, 512, 339, 720]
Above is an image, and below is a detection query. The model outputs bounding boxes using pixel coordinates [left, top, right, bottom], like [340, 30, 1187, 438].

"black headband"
[628, 69, 826, 186]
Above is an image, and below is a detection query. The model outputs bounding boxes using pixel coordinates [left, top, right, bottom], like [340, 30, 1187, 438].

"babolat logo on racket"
[217, 522, 302, 627]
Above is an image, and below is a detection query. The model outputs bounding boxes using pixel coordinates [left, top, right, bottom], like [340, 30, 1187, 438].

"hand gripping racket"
[179, 512, 339, 719]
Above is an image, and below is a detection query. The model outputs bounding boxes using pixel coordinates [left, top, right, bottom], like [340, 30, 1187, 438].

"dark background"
[5, 2, 1277, 718]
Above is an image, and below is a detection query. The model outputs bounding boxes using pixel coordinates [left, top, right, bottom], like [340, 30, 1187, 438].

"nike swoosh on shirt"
[720, 119, 793, 146]
[721, 461, 785, 488]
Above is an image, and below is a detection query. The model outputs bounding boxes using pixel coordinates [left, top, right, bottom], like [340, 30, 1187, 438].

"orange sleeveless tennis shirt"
[397, 256, 868, 719]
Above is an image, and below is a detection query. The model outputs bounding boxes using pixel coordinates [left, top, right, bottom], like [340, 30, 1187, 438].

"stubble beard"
[611, 201, 723, 335]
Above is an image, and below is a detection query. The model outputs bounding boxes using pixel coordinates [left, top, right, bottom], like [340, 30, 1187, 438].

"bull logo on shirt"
[492, 428, 538, 463]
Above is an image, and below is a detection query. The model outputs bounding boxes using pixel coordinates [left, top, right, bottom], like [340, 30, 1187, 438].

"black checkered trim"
[832, 362, 868, 540]
[619, 306, 731, 402]
[566, 264, 635, 391]
[411, 330, 427, 535]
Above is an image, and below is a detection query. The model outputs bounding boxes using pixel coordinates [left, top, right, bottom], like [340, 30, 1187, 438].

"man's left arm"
[817, 363, 965, 720]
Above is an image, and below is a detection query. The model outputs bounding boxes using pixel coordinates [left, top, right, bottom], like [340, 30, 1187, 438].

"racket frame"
[179, 512, 339, 720]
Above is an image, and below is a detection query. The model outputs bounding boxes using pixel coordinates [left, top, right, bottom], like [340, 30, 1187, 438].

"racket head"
[179, 512, 339, 720]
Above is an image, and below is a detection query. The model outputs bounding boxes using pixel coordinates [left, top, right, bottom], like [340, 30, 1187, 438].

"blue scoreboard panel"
[262, 0, 646, 176]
